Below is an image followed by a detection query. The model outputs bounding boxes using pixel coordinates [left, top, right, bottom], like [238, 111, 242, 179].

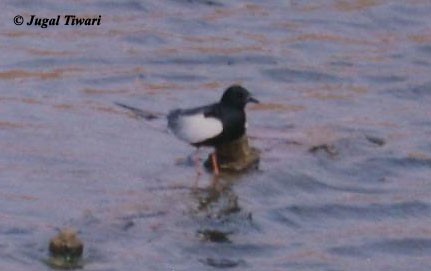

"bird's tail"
[114, 102, 170, 135]
[114, 102, 162, 120]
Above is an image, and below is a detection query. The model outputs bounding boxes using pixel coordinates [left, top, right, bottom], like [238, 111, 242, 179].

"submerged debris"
[365, 135, 386, 146]
[309, 143, 338, 157]
[197, 229, 232, 243]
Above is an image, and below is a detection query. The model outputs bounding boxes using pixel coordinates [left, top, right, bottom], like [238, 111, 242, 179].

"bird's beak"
[247, 96, 259, 104]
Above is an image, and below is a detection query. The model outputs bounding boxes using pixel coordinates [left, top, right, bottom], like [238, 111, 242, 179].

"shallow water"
[1, 0, 431, 270]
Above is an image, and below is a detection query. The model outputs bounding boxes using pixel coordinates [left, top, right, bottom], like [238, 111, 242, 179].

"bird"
[167, 85, 259, 175]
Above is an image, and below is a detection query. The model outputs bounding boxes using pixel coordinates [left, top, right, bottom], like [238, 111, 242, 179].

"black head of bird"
[220, 85, 259, 109]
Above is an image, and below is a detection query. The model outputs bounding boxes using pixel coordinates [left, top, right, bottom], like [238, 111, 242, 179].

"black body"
[167, 85, 258, 148]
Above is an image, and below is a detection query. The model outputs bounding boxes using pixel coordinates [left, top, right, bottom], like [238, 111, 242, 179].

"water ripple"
[148, 55, 278, 66]
[262, 68, 340, 83]
[390, 82, 431, 99]
[92, 0, 148, 11]
[367, 157, 431, 169]
[170, 0, 223, 7]
[274, 201, 431, 223]
[331, 238, 431, 257]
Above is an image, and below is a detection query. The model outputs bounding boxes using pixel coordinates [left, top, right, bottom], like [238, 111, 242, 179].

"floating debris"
[47, 228, 83, 269]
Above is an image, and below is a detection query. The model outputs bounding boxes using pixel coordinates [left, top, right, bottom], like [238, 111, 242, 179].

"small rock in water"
[48, 228, 84, 269]
[204, 135, 260, 173]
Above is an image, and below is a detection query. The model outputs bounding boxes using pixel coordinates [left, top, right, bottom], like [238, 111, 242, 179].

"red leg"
[211, 152, 220, 175]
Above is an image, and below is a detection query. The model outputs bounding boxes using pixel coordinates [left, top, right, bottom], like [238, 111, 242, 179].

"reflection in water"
[189, 174, 257, 269]
[192, 175, 241, 217]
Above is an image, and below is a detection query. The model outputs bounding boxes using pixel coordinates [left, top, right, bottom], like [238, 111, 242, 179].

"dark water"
[1, 1, 431, 270]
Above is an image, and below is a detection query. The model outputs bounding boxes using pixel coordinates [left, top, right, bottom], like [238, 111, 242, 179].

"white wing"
[169, 113, 222, 144]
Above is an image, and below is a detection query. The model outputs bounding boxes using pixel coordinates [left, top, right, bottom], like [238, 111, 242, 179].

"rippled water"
[1, 1, 431, 270]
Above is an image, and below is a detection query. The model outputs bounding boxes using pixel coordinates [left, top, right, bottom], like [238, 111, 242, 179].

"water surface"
[1, 1, 431, 270]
